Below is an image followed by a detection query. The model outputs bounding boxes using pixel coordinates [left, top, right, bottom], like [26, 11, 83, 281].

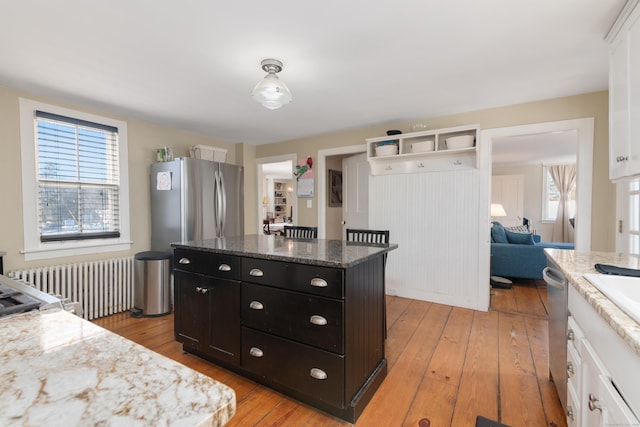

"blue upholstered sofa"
[490, 222, 574, 280]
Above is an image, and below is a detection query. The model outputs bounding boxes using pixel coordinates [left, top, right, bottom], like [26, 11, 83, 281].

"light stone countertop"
[0, 309, 235, 427]
[545, 249, 640, 357]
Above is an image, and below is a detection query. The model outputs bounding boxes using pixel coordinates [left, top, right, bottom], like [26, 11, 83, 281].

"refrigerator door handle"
[213, 169, 223, 238]
[219, 169, 227, 236]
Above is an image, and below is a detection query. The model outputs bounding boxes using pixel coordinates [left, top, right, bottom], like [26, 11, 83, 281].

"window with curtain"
[542, 166, 575, 221]
[35, 111, 120, 242]
[19, 98, 131, 261]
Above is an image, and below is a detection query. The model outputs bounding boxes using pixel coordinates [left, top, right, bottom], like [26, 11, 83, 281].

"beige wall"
[0, 85, 615, 273]
[235, 143, 256, 234]
[0, 85, 238, 271]
[254, 91, 614, 251]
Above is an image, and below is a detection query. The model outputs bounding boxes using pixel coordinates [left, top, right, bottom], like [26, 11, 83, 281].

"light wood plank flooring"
[93, 279, 565, 427]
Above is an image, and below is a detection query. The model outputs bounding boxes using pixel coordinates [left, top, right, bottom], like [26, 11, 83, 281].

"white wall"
[492, 164, 555, 241]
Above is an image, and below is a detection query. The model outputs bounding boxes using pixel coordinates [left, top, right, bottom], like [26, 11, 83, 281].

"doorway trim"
[317, 144, 367, 238]
[255, 153, 297, 234]
[481, 117, 594, 251]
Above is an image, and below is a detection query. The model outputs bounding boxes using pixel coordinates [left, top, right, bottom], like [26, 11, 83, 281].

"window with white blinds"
[20, 98, 131, 261]
[35, 111, 121, 242]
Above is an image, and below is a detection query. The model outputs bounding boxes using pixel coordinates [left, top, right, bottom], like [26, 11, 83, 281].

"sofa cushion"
[505, 225, 529, 233]
[491, 222, 508, 243]
[505, 230, 535, 245]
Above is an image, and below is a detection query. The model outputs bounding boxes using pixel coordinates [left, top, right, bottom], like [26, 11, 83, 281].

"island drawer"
[242, 283, 344, 353]
[241, 258, 344, 299]
[174, 249, 241, 279]
[242, 327, 345, 408]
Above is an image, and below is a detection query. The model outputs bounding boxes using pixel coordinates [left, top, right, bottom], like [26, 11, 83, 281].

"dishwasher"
[543, 259, 568, 413]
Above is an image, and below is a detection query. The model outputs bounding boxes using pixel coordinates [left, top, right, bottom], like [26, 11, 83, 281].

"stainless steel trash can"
[133, 251, 172, 317]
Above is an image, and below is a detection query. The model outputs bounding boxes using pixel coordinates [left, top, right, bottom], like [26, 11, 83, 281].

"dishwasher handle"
[543, 267, 565, 289]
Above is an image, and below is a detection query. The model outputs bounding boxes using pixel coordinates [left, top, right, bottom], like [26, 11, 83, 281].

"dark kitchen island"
[172, 234, 397, 423]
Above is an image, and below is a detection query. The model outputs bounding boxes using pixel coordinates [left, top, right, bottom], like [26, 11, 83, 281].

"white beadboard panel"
[370, 169, 482, 309]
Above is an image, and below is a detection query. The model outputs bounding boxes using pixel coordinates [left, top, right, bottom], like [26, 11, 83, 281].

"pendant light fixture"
[252, 58, 292, 110]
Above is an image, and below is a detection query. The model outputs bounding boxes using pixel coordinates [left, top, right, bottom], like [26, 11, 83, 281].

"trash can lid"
[135, 251, 173, 261]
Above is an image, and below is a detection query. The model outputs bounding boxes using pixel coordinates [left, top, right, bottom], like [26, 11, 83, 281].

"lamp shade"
[252, 59, 292, 110]
[490, 203, 507, 217]
[252, 74, 292, 109]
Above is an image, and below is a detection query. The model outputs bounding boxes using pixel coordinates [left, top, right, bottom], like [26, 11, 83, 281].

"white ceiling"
[0, 1, 626, 146]
[262, 161, 294, 179]
[492, 131, 577, 166]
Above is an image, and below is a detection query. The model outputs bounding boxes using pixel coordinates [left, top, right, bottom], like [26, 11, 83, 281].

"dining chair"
[345, 228, 389, 244]
[283, 225, 318, 239]
[346, 228, 390, 338]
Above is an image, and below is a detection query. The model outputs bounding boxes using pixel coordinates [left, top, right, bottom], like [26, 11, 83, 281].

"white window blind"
[35, 110, 121, 242]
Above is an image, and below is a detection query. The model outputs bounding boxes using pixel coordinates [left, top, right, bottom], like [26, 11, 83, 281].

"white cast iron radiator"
[8, 256, 134, 320]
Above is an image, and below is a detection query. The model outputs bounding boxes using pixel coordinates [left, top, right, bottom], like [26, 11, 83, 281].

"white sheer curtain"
[550, 164, 576, 243]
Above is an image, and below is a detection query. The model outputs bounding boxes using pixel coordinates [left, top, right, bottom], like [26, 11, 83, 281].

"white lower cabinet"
[566, 316, 583, 426]
[567, 384, 580, 427]
[568, 286, 640, 427]
[582, 341, 639, 426]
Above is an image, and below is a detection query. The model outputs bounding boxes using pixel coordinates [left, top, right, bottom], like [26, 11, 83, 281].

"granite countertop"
[172, 234, 398, 268]
[0, 309, 235, 427]
[545, 249, 640, 357]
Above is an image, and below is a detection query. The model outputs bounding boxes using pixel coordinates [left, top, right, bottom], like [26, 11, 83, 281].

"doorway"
[483, 118, 593, 251]
[256, 154, 297, 234]
[478, 118, 593, 311]
[317, 144, 367, 239]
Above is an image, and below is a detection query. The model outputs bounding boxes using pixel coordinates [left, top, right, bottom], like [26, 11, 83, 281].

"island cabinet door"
[206, 275, 241, 366]
[174, 270, 209, 349]
[242, 283, 344, 353]
[174, 271, 241, 366]
[242, 327, 345, 408]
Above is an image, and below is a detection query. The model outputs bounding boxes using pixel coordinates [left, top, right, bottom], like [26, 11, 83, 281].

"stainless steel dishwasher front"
[543, 259, 568, 413]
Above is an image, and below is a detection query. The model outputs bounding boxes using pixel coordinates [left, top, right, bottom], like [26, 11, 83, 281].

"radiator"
[8, 256, 134, 320]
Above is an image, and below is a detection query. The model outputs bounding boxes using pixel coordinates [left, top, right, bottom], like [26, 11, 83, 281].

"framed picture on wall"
[328, 169, 342, 207]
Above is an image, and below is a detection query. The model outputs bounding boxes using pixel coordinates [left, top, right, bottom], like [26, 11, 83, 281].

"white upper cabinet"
[365, 124, 480, 175]
[609, 1, 640, 180]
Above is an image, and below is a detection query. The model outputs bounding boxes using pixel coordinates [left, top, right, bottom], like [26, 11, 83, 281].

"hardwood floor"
[93, 279, 566, 427]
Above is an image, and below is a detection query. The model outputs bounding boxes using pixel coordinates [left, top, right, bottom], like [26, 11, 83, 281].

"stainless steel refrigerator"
[150, 157, 244, 253]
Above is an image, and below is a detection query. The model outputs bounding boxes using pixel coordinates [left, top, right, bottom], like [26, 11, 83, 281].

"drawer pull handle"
[588, 393, 601, 412]
[249, 301, 264, 310]
[219, 263, 232, 272]
[250, 268, 264, 277]
[196, 287, 208, 294]
[249, 347, 264, 358]
[179, 257, 190, 265]
[310, 278, 328, 288]
[567, 329, 575, 341]
[310, 368, 327, 380]
[310, 315, 327, 326]
[567, 361, 574, 376]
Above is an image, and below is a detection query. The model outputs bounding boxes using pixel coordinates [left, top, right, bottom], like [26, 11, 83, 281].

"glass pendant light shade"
[252, 59, 292, 110]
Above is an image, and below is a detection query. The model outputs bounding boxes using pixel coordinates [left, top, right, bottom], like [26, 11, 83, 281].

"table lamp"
[490, 203, 507, 220]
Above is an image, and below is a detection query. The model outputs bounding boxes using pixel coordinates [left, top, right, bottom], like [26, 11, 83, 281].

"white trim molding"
[316, 144, 367, 239]
[482, 118, 594, 251]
